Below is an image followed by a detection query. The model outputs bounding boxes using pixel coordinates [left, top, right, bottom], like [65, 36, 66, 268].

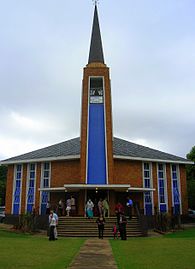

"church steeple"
[88, 4, 104, 64]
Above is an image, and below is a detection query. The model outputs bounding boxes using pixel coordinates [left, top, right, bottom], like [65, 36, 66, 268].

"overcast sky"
[0, 0, 194, 160]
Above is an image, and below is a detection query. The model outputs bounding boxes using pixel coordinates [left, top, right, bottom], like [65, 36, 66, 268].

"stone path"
[67, 238, 118, 269]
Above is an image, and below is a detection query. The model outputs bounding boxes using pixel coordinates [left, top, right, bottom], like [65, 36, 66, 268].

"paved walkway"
[67, 238, 118, 269]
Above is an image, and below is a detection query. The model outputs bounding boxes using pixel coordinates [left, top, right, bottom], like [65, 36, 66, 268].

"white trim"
[1, 155, 80, 165]
[86, 76, 108, 184]
[38, 184, 155, 192]
[85, 76, 90, 184]
[114, 155, 193, 165]
[103, 76, 108, 185]
[1, 154, 192, 165]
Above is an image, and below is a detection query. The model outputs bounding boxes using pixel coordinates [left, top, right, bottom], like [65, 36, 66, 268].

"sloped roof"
[0, 137, 191, 164]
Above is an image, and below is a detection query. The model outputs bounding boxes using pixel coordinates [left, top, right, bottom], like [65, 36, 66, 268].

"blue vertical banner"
[87, 77, 107, 185]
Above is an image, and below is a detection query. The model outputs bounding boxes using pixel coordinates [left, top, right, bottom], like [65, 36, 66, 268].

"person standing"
[48, 210, 57, 241]
[53, 211, 58, 240]
[58, 199, 64, 216]
[86, 199, 94, 218]
[103, 198, 109, 217]
[66, 197, 71, 216]
[98, 198, 103, 216]
[118, 212, 127, 240]
[112, 223, 119, 240]
[115, 202, 124, 225]
[70, 195, 76, 216]
[126, 197, 133, 220]
[96, 214, 105, 239]
[46, 201, 51, 215]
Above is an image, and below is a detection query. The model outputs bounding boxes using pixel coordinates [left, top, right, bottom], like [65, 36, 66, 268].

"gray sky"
[0, 0, 194, 160]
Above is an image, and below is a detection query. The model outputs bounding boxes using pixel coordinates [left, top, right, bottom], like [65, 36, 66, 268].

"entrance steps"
[57, 216, 143, 237]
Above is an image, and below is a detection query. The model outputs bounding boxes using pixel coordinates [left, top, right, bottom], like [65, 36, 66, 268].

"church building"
[1, 5, 192, 224]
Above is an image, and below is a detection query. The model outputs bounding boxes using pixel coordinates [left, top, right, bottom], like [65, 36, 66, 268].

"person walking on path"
[103, 198, 109, 217]
[48, 210, 57, 241]
[96, 214, 105, 239]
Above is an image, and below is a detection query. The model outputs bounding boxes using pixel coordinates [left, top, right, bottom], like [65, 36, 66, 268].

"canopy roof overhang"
[39, 184, 155, 193]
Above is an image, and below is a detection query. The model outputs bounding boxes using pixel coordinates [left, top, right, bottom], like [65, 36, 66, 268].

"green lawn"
[110, 229, 195, 269]
[0, 229, 85, 269]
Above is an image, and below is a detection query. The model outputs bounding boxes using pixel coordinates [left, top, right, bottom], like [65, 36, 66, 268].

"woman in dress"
[86, 199, 94, 218]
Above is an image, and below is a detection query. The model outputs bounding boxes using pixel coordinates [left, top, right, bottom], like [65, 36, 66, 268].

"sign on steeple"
[88, 4, 104, 64]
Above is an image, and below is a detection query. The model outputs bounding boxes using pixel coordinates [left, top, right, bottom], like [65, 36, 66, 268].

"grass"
[110, 228, 195, 269]
[0, 228, 85, 269]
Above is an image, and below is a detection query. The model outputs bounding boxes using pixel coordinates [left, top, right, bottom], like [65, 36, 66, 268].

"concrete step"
[57, 216, 143, 237]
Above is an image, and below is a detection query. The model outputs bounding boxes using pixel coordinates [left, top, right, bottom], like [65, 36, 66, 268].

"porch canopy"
[39, 184, 155, 192]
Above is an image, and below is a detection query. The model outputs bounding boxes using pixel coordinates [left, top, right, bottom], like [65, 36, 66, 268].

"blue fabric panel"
[87, 104, 107, 184]
[27, 204, 33, 213]
[13, 204, 19, 215]
[174, 204, 180, 215]
[145, 204, 152, 215]
[160, 204, 167, 212]
[41, 204, 46, 215]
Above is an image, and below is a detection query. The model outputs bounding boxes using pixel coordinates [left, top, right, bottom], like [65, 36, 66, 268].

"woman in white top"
[86, 199, 94, 218]
[49, 211, 57, 241]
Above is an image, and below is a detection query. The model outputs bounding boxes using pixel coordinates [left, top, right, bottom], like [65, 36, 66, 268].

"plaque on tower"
[89, 77, 104, 104]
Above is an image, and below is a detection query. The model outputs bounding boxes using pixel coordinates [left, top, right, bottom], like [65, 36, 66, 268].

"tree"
[0, 165, 7, 205]
[186, 146, 195, 209]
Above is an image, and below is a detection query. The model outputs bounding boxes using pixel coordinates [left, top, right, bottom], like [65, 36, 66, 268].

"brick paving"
[67, 238, 118, 269]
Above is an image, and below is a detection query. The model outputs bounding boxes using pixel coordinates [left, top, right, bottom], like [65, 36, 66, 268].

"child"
[112, 223, 118, 239]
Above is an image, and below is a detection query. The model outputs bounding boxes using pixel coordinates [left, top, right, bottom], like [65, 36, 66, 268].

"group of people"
[46, 196, 76, 217]
[47, 196, 134, 241]
[95, 197, 134, 240]
[85, 197, 109, 219]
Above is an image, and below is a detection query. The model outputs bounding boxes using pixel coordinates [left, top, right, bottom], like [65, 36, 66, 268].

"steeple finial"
[88, 3, 104, 64]
[92, 0, 99, 6]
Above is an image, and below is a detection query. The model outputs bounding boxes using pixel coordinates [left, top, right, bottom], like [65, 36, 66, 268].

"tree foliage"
[186, 146, 195, 209]
[0, 165, 7, 205]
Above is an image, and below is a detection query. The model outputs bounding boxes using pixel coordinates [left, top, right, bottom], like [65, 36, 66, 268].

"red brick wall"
[180, 164, 188, 214]
[5, 160, 189, 216]
[113, 159, 142, 187]
[20, 164, 27, 214]
[5, 165, 14, 214]
[51, 160, 81, 186]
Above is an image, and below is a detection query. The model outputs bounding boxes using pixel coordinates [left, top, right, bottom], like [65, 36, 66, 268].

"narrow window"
[13, 164, 22, 215]
[143, 163, 153, 215]
[171, 164, 181, 214]
[26, 163, 36, 213]
[40, 162, 50, 215]
[157, 163, 167, 212]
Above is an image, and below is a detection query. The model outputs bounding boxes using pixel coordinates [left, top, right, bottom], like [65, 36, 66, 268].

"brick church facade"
[1, 5, 192, 223]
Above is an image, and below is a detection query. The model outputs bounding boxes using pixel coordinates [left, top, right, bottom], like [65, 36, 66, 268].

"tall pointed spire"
[88, 4, 104, 64]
